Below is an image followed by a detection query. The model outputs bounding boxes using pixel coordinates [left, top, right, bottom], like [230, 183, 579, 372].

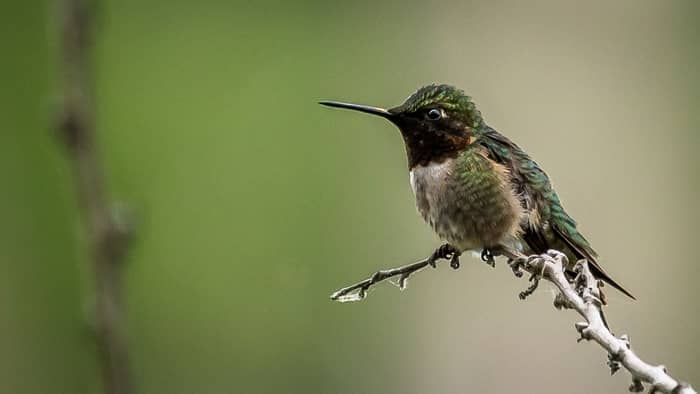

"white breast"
[408, 158, 523, 253]
[408, 160, 453, 233]
[409, 161, 452, 196]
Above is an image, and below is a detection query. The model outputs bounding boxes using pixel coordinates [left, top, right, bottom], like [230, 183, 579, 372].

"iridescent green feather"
[477, 124, 634, 299]
[396, 84, 484, 128]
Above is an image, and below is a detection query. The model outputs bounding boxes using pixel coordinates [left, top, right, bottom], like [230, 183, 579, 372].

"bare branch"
[330, 244, 459, 302]
[56, 0, 135, 393]
[526, 250, 695, 394]
[330, 249, 696, 393]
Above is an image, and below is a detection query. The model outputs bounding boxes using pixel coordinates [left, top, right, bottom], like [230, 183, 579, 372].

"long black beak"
[319, 100, 393, 119]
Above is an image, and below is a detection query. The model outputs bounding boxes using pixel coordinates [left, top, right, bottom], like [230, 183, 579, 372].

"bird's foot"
[512, 250, 564, 271]
[507, 256, 526, 277]
[428, 243, 460, 269]
[513, 252, 563, 300]
[481, 248, 496, 268]
[519, 272, 541, 300]
[507, 254, 550, 298]
[449, 250, 462, 270]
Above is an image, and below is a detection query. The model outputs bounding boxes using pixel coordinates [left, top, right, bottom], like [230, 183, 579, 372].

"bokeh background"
[2, 0, 699, 393]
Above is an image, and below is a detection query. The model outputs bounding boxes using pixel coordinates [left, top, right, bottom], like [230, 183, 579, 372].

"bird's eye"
[426, 108, 442, 120]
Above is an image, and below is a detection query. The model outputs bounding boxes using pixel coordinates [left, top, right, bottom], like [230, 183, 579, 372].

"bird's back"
[478, 126, 635, 299]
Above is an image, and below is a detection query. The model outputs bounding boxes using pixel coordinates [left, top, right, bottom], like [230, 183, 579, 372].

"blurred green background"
[1, 0, 699, 393]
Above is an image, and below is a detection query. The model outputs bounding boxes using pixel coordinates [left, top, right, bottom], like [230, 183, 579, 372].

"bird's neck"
[402, 127, 486, 169]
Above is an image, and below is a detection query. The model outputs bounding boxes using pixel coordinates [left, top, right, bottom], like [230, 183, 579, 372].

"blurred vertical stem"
[56, 0, 134, 393]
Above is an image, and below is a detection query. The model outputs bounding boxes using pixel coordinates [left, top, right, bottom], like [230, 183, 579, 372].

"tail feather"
[586, 258, 636, 300]
[553, 224, 636, 300]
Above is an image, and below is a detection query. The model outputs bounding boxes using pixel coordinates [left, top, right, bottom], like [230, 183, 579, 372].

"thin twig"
[56, 0, 135, 393]
[330, 244, 459, 302]
[330, 249, 696, 393]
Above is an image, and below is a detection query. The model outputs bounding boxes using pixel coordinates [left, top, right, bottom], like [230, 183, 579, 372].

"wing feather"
[478, 127, 635, 299]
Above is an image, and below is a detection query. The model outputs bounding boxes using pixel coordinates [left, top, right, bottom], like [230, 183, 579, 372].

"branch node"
[57, 106, 86, 150]
[620, 334, 631, 349]
[398, 273, 409, 290]
[358, 287, 367, 299]
[629, 378, 645, 392]
[608, 351, 623, 375]
[575, 322, 591, 342]
[370, 271, 382, 283]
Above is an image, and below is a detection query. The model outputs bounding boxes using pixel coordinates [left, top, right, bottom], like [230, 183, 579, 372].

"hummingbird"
[320, 84, 634, 300]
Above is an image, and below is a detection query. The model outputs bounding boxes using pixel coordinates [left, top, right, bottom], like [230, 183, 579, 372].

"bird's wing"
[478, 127, 635, 299]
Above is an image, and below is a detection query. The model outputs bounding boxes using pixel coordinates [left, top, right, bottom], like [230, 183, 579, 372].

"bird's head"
[320, 84, 485, 168]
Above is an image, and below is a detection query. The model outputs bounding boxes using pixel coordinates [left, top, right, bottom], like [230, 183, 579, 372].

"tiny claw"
[450, 255, 460, 270]
[481, 248, 496, 267]
[518, 272, 541, 300]
[441, 244, 457, 258]
[507, 257, 525, 277]
[429, 243, 457, 268]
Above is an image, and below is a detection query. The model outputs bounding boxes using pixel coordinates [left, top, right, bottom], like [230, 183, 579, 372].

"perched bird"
[320, 84, 634, 299]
